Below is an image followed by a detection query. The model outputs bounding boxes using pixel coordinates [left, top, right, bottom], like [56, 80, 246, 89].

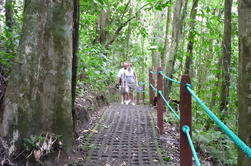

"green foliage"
[194, 128, 238, 165]
[77, 44, 116, 92]
[0, 1, 23, 73]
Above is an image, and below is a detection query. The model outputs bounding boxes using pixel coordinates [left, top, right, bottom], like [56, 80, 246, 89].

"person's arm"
[117, 69, 122, 85]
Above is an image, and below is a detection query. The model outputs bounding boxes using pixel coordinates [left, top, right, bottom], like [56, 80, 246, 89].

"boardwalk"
[81, 103, 168, 166]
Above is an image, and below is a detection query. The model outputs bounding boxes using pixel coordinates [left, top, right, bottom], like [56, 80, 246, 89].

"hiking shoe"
[125, 100, 130, 105]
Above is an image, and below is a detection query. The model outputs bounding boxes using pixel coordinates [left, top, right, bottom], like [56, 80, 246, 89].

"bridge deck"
[80, 103, 169, 166]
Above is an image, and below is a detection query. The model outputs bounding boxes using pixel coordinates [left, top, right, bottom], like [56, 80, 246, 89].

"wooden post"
[136, 91, 139, 105]
[157, 67, 164, 135]
[142, 84, 145, 104]
[149, 69, 154, 106]
[180, 75, 192, 166]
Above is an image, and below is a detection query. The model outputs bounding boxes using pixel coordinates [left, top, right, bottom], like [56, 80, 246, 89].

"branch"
[120, 0, 131, 19]
[105, 3, 152, 48]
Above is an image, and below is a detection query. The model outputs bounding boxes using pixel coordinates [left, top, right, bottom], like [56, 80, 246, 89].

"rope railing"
[182, 125, 201, 166]
[158, 90, 180, 120]
[149, 68, 197, 165]
[186, 85, 251, 158]
[150, 84, 157, 92]
[150, 71, 157, 74]
[148, 67, 251, 166]
[159, 71, 181, 85]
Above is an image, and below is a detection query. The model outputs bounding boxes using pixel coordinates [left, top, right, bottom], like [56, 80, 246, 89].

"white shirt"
[117, 68, 127, 78]
[125, 69, 137, 84]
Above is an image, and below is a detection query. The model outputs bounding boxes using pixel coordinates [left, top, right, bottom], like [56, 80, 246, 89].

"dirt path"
[77, 103, 171, 166]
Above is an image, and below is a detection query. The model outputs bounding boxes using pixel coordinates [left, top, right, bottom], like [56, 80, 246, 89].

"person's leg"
[131, 90, 135, 105]
[124, 86, 130, 104]
[120, 86, 125, 104]
[121, 93, 124, 104]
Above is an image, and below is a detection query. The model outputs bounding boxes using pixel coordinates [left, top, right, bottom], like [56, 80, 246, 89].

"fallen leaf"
[91, 129, 98, 134]
[33, 150, 41, 161]
[153, 159, 159, 162]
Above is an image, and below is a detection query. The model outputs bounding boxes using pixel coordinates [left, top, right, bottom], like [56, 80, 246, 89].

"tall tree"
[126, 0, 134, 59]
[237, 0, 251, 165]
[151, 11, 165, 71]
[72, 0, 80, 132]
[1, 0, 73, 151]
[219, 0, 233, 114]
[161, 6, 172, 69]
[184, 0, 199, 75]
[164, 0, 184, 95]
[5, 0, 14, 54]
[5, 0, 13, 30]
[95, 9, 109, 44]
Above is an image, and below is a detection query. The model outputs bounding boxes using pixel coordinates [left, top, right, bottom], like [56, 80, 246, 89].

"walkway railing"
[148, 67, 251, 166]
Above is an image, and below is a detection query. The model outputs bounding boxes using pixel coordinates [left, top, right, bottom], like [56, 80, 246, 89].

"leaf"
[163, 156, 171, 161]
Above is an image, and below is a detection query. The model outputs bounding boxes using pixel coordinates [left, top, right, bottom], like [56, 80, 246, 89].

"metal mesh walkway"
[80, 103, 167, 166]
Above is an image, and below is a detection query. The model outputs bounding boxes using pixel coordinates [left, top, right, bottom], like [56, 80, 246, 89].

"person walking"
[117, 63, 129, 104]
[124, 63, 138, 105]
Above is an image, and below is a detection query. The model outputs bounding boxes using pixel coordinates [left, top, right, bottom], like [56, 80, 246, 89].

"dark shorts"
[128, 84, 137, 91]
[120, 86, 129, 94]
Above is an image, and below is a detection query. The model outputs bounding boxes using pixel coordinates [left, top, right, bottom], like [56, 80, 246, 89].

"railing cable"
[159, 71, 181, 85]
[186, 85, 251, 158]
[150, 84, 157, 92]
[158, 90, 180, 120]
[182, 125, 201, 166]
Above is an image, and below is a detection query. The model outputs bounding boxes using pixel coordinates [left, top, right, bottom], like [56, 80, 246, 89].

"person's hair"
[123, 62, 129, 67]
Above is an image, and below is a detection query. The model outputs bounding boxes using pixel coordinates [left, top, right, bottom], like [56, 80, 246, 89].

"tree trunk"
[151, 48, 159, 72]
[151, 11, 165, 71]
[95, 9, 109, 44]
[184, 0, 199, 75]
[210, 56, 223, 109]
[126, 0, 134, 59]
[164, 0, 184, 95]
[5, 0, 13, 30]
[237, 0, 251, 164]
[1, 0, 73, 151]
[161, 6, 172, 69]
[219, 0, 233, 115]
[72, 0, 80, 133]
[5, 0, 14, 54]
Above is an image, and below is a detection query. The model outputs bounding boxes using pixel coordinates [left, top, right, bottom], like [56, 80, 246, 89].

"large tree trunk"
[72, 0, 80, 133]
[237, 0, 251, 165]
[1, 0, 73, 151]
[184, 0, 199, 75]
[219, 0, 233, 115]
